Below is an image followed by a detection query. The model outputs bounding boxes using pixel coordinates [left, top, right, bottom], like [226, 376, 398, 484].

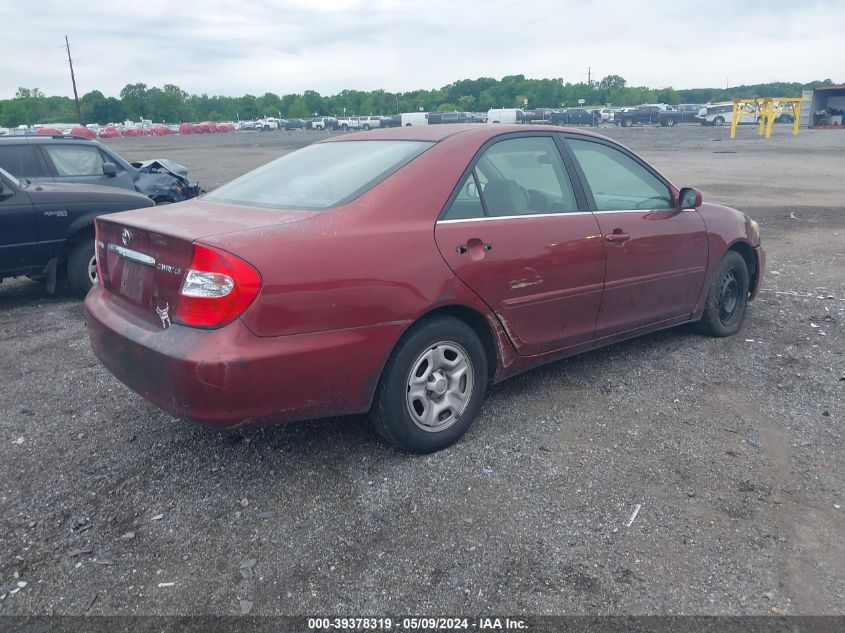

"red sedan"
[85, 125, 764, 452]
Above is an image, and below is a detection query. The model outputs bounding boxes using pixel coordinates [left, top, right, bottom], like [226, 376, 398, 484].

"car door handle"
[456, 242, 492, 254]
[604, 231, 630, 244]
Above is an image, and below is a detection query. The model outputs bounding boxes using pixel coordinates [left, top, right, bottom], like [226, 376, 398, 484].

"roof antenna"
[65, 35, 84, 125]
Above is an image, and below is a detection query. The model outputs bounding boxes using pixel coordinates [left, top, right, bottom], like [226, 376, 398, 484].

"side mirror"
[103, 162, 118, 177]
[678, 187, 702, 209]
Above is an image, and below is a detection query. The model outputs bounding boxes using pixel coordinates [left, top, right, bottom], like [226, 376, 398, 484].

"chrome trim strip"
[438, 211, 594, 224]
[592, 208, 673, 214]
[107, 243, 156, 267]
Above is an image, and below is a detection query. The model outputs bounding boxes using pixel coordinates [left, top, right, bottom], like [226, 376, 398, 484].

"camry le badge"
[121, 228, 132, 247]
[155, 303, 171, 329]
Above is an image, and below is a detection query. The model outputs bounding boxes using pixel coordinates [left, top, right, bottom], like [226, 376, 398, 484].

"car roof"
[0, 135, 97, 144]
[327, 124, 607, 144]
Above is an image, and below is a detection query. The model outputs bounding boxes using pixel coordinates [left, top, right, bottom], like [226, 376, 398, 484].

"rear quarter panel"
[206, 132, 494, 339]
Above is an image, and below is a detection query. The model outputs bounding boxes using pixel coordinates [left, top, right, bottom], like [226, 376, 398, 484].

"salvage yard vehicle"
[487, 108, 525, 124]
[616, 104, 664, 127]
[696, 102, 757, 126]
[309, 116, 338, 130]
[551, 108, 599, 126]
[85, 125, 764, 453]
[0, 166, 154, 295]
[401, 112, 430, 126]
[0, 136, 204, 204]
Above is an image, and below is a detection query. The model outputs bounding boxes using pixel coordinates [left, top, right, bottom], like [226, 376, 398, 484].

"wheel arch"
[727, 239, 759, 298]
[369, 303, 501, 411]
[60, 222, 94, 263]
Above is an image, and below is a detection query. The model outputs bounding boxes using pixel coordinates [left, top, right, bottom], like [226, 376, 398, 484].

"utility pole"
[65, 36, 83, 125]
[587, 67, 592, 88]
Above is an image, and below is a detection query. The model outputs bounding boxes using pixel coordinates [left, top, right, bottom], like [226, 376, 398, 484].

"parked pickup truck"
[309, 116, 338, 131]
[550, 108, 599, 126]
[338, 116, 382, 130]
[0, 165, 154, 295]
[616, 105, 664, 127]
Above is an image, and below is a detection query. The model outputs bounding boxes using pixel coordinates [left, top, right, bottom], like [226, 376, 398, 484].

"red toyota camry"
[85, 125, 764, 453]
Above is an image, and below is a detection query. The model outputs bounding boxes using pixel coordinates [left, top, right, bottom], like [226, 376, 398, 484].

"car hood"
[130, 158, 189, 179]
[100, 198, 321, 241]
[21, 180, 154, 206]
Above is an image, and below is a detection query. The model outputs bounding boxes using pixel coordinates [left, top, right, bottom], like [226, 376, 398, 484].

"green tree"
[119, 83, 148, 119]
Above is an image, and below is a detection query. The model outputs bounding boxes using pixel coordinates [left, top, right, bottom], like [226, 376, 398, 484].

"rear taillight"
[94, 220, 104, 287]
[174, 244, 261, 329]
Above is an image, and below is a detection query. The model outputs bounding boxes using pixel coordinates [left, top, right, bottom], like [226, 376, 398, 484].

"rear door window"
[443, 172, 485, 220]
[0, 145, 48, 178]
[475, 136, 579, 216]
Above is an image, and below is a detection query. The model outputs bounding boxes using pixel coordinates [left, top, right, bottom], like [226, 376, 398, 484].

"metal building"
[803, 85, 845, 128]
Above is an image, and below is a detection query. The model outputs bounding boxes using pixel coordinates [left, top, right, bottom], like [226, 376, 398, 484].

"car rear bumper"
[85, 285, 407, 427]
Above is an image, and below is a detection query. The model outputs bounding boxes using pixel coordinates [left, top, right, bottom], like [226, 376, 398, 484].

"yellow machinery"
[731, 97, 802, 139]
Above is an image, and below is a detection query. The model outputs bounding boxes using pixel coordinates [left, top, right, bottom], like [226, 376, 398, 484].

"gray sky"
[1, 0, 841, 99]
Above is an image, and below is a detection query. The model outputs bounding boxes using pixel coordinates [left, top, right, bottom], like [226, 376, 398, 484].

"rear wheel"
[713, 116, 725, 126]
[370, 316, 488, 453]
[622, 118, 632, 127]
[665, 118, 675, 127]
[697, 251, 749, 337]
[67, 240, 96, 297]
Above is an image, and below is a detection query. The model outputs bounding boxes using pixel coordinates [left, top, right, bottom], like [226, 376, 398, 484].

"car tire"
[363, 124, 370, 130]
[67, 240, 96, 298]
[665, 118, 675, 127]
[713, 116, 725, 126]
[696, 250, 750, 337]
[370, 316, 488, 453]
[622, 118, 632, 127]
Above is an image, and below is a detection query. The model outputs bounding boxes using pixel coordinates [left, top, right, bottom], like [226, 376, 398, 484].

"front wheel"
[370, 316, 488, 453]
[621, 118, 632, 127]
[665, 118, 675, 127]
[67, 240, 96, 297]
[713, 116, 725, 126]
[696, 251, 750, 337]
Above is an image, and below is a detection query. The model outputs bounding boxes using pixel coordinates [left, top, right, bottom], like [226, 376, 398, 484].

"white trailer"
[487, 108, 525, 124]
[400, 112, 429, 126]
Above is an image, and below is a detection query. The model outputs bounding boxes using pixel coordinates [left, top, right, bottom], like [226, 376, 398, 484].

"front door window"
[567, 138, 673, 211]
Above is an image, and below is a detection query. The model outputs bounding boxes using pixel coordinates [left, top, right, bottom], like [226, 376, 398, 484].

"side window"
[443, 171, 484, 220]
[566, 138, 673, 211]
[0, 145, 46, 177]
[99, 150, 125, 171]
[476, 137, 578, 216]
[43, 145, 105, 176]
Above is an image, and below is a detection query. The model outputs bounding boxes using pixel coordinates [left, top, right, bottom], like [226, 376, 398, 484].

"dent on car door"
[564, 136, 708, 336]
[434, 135, 605, 356]
[0, 174, 38, 274]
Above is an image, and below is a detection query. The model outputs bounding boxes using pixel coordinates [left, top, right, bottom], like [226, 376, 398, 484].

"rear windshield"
[204, 140, 433, 210]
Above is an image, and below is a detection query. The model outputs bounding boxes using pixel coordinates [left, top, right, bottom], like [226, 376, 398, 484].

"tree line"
[1, 76, 838, 127]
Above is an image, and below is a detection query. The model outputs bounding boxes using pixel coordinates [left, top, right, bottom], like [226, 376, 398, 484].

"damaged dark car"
[0, 136, 204, 204]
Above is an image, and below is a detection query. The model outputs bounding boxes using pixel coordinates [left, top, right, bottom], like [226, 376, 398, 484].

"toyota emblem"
[121, 228, 132, 247]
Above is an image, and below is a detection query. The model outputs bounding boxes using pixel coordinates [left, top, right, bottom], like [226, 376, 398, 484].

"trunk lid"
[96, 199, 319, 327]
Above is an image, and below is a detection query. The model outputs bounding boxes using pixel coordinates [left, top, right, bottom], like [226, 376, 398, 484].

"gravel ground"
[0, 124, 842, 617]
